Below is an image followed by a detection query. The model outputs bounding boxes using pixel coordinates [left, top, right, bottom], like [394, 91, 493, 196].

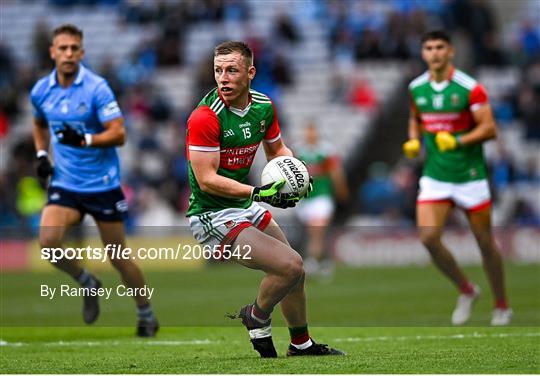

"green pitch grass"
[1, 263, 539, 373]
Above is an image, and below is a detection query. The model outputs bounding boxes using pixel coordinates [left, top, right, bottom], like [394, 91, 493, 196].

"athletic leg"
[262, 220, 306, 328]
[230, 225, 303, 357]
[466, 207, 512, 325]
[95, 220, 159, 336]
[417, 202, 472, 289]
[262, 219, 344, 356]
[96, 220, 148, 306]
[417, 202, 480, 325]
[233, 225, 304, 312]
[304, 217, 333, 275]
[40, 204, 103, 323]
[39, 205, 83, 277]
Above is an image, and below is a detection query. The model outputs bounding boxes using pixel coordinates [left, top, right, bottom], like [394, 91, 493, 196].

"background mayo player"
[403, 30, 512, 326]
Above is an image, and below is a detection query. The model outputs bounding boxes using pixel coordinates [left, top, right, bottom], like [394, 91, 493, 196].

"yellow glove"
[403, 139, 421, 159]
[435, 131, 459, 152]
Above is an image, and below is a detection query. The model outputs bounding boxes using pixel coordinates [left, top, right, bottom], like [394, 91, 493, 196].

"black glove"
[55, 123, 86, 147]
[251, 180, 300, 209]
[300, 160, 314, 198]
[36, 155, 53, 179]
[303, 176, 314, 198]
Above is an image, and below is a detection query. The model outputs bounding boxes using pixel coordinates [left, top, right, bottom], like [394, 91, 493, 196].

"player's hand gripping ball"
[261, 156, 311, 198]
[251, 180, 299, 208]
[435, 131, 459, 152]
[402, 139, 421, 159]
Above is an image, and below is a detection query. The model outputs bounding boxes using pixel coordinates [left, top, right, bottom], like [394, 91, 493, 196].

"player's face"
[50, 33, 84, 76]
[304, 125, 319, 145]
[421, 39, 453, 72]
[214, 52, 255, 107]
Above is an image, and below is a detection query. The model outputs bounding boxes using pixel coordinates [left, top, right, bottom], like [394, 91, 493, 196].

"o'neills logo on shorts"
[220, 143, 259, 170]
[278, 158, 306, 190]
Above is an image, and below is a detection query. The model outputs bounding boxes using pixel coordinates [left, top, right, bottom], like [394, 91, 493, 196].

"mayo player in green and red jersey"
[403, 31, 511, 326]
[295, 122, 349, 277]
[186, 41, 344, 358]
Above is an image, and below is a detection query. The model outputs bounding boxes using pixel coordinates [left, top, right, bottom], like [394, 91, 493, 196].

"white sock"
[248, 325, 272, 340]
[291, 338, 313, 350]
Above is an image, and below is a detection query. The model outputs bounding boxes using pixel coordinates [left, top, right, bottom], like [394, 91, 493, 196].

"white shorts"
[417, 176, 491, 211]
[296, 196, 335, 223]
[188, 202, 272, 249]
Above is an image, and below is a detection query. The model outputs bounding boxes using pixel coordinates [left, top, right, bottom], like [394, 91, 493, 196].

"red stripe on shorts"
[416, 199, 454, 205]
[467, 200, 491, 213]
[216, 222, 252, 260]
[257, 211, 272, 231]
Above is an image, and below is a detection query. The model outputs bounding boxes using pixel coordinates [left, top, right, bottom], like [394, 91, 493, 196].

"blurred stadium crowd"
[1, 0, 539, 233]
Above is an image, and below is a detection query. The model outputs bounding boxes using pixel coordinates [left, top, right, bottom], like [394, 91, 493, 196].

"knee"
[418, 229, 441, 251]
[39, 231, 63, 249]
[109, 257, 133, 272]
[281, 252, 304, 285]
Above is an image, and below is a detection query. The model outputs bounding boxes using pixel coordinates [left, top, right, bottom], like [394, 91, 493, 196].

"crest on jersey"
[432, 94, 444, 109]
[77, 102, 88, 114]
[451, 93, 460, 106]
[416, 97, 427, 106]
[259, 120, 266, 133]
[224, 220, 236, 229]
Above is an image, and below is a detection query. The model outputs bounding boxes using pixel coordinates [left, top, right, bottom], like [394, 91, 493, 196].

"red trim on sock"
[459, 281, 474, 295]
[495, 299, 508, 309]
[252, 304, 270, 322]
[291, 333, 310, 346]
[257, 211, 272, 231]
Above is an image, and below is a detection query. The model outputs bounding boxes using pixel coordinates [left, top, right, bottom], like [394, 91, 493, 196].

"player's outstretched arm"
[190, 149, 253, 199]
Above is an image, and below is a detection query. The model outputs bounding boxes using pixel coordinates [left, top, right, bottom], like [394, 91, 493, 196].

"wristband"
[84, 133, 93, 146]
[456, 135, 462, 146]
[36, 150, 48, 158]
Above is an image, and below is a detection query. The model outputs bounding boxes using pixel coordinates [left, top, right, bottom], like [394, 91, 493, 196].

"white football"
[261, 156, 310, 196]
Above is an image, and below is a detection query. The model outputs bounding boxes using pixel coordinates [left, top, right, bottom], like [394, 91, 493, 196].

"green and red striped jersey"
[186, 88, 281, 216]
[409, 67, 490, 183]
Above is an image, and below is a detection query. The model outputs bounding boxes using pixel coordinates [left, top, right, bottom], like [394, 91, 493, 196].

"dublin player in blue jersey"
[31, 24, 158, 336]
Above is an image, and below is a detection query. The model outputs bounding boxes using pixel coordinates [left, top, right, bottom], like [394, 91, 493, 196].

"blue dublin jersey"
[30, 65, 123, 193]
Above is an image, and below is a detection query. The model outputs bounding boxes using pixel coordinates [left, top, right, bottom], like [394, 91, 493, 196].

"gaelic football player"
[31, 24, 158, 336]
[186, 41, 344, 357]
[403, 30, 512, 326]
[295, 122, 349, 277]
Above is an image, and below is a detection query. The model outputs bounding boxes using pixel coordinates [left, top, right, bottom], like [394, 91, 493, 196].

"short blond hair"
[214, 41, 253, 67]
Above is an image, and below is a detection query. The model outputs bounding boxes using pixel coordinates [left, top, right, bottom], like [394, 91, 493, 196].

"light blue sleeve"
[30, 86, 46, 121]
[94, 81, 123, 123]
